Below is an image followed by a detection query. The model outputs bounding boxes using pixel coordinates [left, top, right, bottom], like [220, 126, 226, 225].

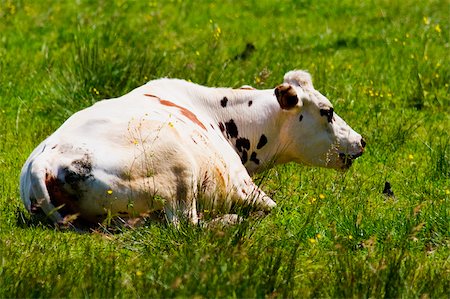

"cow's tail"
[20, 143, 63, 224]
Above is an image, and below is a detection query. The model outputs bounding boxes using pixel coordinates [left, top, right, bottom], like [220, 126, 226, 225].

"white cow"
[20, 70, 365, 227]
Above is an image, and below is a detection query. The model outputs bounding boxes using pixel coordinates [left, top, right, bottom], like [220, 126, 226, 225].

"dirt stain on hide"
[44, 153, 95, 225]
[45, 173, 80, 218]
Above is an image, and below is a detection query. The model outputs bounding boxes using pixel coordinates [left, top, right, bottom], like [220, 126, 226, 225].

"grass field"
[0, 0, 449, 297]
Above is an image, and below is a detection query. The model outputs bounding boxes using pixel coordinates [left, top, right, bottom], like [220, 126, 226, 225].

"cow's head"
[275, 70, 365, 170]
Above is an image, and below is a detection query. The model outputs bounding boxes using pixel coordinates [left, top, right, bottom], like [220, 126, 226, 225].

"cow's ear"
[283, 70, 314, 90]
[275, 83, 301, 110]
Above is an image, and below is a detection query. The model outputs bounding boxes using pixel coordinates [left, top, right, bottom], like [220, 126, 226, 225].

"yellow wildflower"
[348, 235, 353, 240]
[308, 238, 316, 244]
[7, 1, 16, 14]
[214, 26, 222, 40]
[408, 154, 414, 160]
[423, 17, 430, 25]
[136, 270, 143, 277]
[319, 194, 325, 199]
[316, 233, 322, 239]
[434, 24, 441, 33]
[107, 189, 113, 195]
[445, 189, 450, 195]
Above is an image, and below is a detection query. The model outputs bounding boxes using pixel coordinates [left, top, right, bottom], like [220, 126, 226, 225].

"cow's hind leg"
[160, 164, 200, 226]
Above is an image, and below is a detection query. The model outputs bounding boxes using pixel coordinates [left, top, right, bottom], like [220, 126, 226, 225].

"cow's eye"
[319, 108, 334, 123]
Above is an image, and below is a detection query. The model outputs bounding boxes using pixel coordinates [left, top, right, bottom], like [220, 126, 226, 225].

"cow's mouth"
[339, 152, 363, 169]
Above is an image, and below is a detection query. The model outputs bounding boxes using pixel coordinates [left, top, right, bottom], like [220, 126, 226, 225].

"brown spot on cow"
[214, 167, 226, 192]
[275, 83, 299, 110]
[144, 94, 207, 131]
[218, 122, 225, 133]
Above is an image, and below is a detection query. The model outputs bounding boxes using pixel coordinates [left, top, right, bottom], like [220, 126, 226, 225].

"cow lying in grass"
[20, 70, 365, 228]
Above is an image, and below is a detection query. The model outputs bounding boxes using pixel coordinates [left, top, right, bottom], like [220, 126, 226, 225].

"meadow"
[0, 0, 449, 297]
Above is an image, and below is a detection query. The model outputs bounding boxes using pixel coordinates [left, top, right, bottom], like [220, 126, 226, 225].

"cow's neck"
[201, 88, 289, 174]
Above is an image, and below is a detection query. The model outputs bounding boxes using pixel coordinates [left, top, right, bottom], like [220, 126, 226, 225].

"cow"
[20, 70, 365, 228]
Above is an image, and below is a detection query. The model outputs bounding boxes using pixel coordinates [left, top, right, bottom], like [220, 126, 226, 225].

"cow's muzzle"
[339, 152, 362, 169]
[339, 138, 366, 169]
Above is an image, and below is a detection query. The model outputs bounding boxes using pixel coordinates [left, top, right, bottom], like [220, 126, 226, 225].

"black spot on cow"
[221, 97, 228, 107]
[256, 134, 268, 150]
[225, 119, 239, 138]
[64, 154, 94, 195]
[299, 114, 304, 122]
[320, 108, 334, 123]
[248, 100, 253, 107]
[236, 138, 250, 152]
[241, 151, 248, 164]
[65, 156, 92, 182]
[250, 152, 260, 165]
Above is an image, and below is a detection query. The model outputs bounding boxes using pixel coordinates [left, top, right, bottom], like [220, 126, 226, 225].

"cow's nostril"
[361, 138, 366, 149]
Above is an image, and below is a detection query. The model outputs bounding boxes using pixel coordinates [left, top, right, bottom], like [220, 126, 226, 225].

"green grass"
[1, 0, 449, 297]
